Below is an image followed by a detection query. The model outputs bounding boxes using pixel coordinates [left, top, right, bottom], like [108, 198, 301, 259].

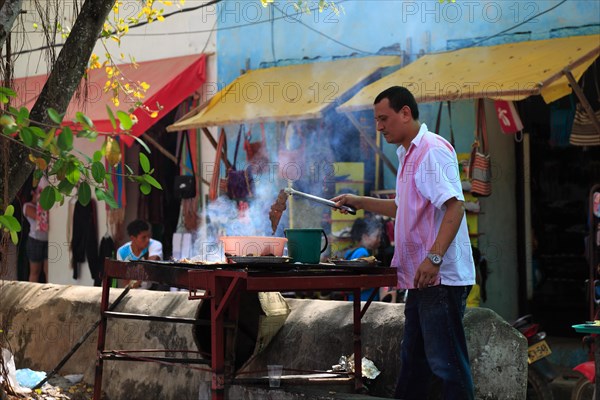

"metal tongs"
[284, 187, 357, 215]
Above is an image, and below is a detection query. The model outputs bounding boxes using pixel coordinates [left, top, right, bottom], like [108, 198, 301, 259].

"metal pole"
[35, 285, 131, 390]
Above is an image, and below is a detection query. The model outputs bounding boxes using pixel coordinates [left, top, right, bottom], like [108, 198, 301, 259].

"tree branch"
[0, 0, 116, 207]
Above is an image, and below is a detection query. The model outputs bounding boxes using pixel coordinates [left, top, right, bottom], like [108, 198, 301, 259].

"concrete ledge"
[0, 281, 209, 400]
[243, 299, 528, 399]
[0, 282, 527, 399]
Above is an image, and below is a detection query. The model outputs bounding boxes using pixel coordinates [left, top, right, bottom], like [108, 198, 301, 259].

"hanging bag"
[173, 132, 197, 199]
[570, 70, 600, 146]
[225, 125, 254, 200]
[469, 99, 492, 197]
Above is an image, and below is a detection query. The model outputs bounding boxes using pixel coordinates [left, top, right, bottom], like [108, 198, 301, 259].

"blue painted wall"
[216, 0, 599, 84]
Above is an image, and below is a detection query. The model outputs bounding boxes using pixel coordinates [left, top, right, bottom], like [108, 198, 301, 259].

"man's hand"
[330, 194, 363, 214]
[413, 258, 440, 289]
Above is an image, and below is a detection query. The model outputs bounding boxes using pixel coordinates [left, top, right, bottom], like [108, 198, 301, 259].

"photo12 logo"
[400, 1, 540, 24]
[197, 1, 341, 24]
[202, 80, 340, 105]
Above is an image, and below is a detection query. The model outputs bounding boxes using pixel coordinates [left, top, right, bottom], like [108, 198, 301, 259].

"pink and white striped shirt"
[392, 124, 475, 289]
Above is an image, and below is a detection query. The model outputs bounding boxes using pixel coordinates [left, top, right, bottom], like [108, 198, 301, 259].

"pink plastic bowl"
[219, 236, 288, 256]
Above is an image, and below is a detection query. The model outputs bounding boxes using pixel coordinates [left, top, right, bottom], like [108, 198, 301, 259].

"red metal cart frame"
[93, 259, 397, 400]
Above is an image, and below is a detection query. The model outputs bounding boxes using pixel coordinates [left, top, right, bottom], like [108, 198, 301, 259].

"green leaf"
[92, 161, 106, 183]
[57, 179, 75, 195]
[10, 230, 18, 245]
[66, 162, 81, 185]
[39, 186, 56, 210]
[43, 128, 56, 148]
[3, 125, 19, 136]
[54, 190, 64, 205]
[105, 176, 114, 192]
[143, 174, 162, 190]
[139, 183, 151, 195]
[139, 152, 150, 173]
[49, 158, 64, 175]
[0, 214, 20, 232]
[19, 127, 34, 146]
[48, 108, 63, 124]
[16, 107, 30, 125]
[75, 111, 94, 128]
[57, 126, 74, 151]
[106, 105, 117, 130]
[96, 188, 118, 208]
[125, 164, 134, 175]
[132, 135, 150, 154]
[116, 111, 133, 130]
[86, 130, 98, 140]
[29, 126, 47, 138]
[0, 87, 17, 98]
[4, 204, 14, 217]
[78, 181, 91, 206]
[93, 150, 103, 163]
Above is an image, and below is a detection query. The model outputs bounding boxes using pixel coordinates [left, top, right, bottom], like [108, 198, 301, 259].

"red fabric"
[10, 54, 206, 146]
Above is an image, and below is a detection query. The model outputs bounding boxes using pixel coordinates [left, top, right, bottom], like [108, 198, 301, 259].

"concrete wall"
[0, 282, 527, 400]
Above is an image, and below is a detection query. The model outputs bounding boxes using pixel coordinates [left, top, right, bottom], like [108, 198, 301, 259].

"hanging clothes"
[98, 235, 116, 283]
[71, 200, 101, 285]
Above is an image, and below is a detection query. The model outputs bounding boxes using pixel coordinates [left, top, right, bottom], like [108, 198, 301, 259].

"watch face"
[429, 254, 442, 265]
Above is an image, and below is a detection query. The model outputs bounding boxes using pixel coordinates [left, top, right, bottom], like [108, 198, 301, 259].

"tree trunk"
[0, 0, 22, 51]
[0, 0, 116, 209]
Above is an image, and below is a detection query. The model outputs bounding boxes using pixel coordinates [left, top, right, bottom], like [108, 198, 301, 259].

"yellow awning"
[167, 56, 401, 131]
[337, 35, 600, 112]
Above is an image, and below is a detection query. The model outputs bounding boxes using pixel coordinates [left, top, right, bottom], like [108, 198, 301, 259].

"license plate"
[528, 340, 552, 364]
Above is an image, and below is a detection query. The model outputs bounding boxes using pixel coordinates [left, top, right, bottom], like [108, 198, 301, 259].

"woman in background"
[345, 217, 382, 260]
[23, 183, 49, 282]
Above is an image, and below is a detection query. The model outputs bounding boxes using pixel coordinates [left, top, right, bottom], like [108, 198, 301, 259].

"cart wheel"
[571, 377, 595, 400]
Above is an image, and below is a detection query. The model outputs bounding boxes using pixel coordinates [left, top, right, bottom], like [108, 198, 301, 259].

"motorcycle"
[512, 315, 559, 400]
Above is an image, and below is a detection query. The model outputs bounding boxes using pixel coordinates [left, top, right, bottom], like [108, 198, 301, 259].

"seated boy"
[117, 219, 163, 289]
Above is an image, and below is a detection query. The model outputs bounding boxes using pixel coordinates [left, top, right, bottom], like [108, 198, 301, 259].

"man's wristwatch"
[427, 253, 443, 267]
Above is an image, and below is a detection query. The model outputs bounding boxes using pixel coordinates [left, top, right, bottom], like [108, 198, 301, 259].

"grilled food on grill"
[269, 189, 288, 234]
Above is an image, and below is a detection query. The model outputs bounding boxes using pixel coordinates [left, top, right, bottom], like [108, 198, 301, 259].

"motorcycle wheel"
[570, 377, 595, 400]
[527, 368, 554, 400]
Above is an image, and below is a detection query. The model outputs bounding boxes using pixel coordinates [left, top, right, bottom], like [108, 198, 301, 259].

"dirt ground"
[2, 376, 95, 400]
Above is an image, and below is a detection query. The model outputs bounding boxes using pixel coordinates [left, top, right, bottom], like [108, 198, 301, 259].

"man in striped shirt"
[333, 86, 475, 400]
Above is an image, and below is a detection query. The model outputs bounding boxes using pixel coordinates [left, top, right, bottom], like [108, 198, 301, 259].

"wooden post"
[343, 112, 398, 176]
